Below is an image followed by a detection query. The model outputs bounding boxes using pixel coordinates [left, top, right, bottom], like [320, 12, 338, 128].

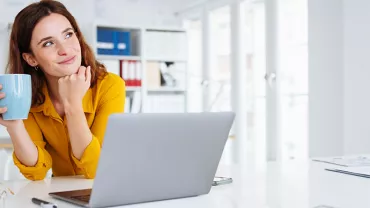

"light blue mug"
[0, 74, 32, 120]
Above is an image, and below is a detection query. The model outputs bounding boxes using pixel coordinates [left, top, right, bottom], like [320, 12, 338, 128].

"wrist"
[63, 101, 83, 116]
[6, 120, 25, 134]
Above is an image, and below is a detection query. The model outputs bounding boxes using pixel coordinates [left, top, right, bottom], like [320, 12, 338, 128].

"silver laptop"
[49, 112, 235, 208]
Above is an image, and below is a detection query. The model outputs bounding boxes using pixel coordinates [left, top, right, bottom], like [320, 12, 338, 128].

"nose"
[57, 43, 68, 56]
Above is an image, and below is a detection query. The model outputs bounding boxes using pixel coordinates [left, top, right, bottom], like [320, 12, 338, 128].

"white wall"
[0, 0, 182, 26]
[343, 0, 370, 155]
[0, 0, 28, 24]
[309, 0, 370, 157]
[96, 0, 182, 27]
[308, 0, 344, 157]
[0, 24, 10, 73]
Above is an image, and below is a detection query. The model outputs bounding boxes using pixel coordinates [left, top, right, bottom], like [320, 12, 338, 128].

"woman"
[0, 0, 125, 180]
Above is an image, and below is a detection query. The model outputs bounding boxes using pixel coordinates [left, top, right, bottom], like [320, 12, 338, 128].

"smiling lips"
[58, 55, 76, 64]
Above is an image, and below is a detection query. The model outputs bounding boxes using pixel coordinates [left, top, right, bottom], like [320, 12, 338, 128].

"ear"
[22, 53, 38, 67]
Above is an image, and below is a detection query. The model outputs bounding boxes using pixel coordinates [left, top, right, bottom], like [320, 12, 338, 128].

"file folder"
[117, 31, 131, 55]
[97, 28, 115, 55]
[97, 28, 131, 56]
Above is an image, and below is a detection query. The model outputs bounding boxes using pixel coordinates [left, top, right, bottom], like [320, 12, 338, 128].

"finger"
[65, 74, 73, 81]
[58, 77, 66, 84]
[0, 107, 7, 114]
[78, 66, 86, 78]
[85, 66, 91, 83]
[0, 92, 5, 99]
[0, 84, 2, 90]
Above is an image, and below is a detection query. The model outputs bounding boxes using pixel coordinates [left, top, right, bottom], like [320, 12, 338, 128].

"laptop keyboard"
[70, 194, 91, 203]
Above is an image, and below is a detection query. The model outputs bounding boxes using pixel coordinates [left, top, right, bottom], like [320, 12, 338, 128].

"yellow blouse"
[12, 72, 125, 181]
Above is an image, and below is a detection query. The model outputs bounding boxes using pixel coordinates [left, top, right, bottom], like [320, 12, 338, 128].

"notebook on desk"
[49, 112, 235, 208]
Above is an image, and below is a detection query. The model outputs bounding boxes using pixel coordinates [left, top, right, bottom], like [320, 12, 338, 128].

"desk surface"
[1, 160, 370, 208]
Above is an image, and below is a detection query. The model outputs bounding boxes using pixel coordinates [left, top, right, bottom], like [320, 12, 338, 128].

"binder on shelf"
[97, 28, 115, 55]
[135, 61, 142, 87]
[120, 60, 129, 85]
[97, 28, 131, 56]
[117, 31, 131, 56]
[120, 60, 142, 87]
[128, 60, 135, 87]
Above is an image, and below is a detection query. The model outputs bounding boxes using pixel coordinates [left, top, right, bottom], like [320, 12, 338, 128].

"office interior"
[0, 0, 368, 207]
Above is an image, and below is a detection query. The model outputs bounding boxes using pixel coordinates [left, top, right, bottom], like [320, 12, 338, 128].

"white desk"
[1, 161, 369, 208]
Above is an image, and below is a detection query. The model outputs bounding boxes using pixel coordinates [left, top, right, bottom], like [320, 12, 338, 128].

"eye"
[43, 41, 53, 47]
[66, 32, 74, 39]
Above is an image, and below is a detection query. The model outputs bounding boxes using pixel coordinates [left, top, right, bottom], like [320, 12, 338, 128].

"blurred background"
[0, 0, 368, 181]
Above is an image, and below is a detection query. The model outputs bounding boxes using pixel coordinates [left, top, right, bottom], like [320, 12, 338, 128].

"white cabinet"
[88, 23, 189, 113]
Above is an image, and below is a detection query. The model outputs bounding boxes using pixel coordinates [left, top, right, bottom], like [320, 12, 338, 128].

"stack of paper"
[313, 155, 370, 178]
[312, 156, 370, 167]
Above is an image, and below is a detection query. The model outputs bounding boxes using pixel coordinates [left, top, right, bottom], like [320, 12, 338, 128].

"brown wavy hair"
[6, 0, 107, 107]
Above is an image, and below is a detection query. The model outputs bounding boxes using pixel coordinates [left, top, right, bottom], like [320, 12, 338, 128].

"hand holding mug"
[0, 85, 22, 129]
[0, 74, 32, 129]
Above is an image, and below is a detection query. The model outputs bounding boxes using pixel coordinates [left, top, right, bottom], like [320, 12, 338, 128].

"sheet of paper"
[313, 155, 370, 167]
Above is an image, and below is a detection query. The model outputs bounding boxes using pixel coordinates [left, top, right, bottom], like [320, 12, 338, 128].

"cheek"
[72, 37, 81, 52]
[37, 50, 57, 66]
[34, 50, 59, 75]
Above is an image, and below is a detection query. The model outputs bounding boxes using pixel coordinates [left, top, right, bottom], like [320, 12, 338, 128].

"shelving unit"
[87, 23, 188, 113]
[96, 55, 141, 61]
[148, 87, 186, 93]
[146, 58, 187, 63]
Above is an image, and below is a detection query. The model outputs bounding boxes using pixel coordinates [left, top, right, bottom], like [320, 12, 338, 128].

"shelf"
[97, 55, 141, 61]
[126, 87, 141, 92]
[148, 87, 186, 93]
[146, 58, 187, 63]
[95, 23, 142, 31]
[125, 87, 186, 93]
[146, 27, 186, 33]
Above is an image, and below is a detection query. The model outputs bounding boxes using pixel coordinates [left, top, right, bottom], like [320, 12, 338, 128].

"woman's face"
[23, 13, 82, 77]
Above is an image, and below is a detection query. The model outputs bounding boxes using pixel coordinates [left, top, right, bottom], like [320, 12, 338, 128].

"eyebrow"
[37, 27, 74, 45]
